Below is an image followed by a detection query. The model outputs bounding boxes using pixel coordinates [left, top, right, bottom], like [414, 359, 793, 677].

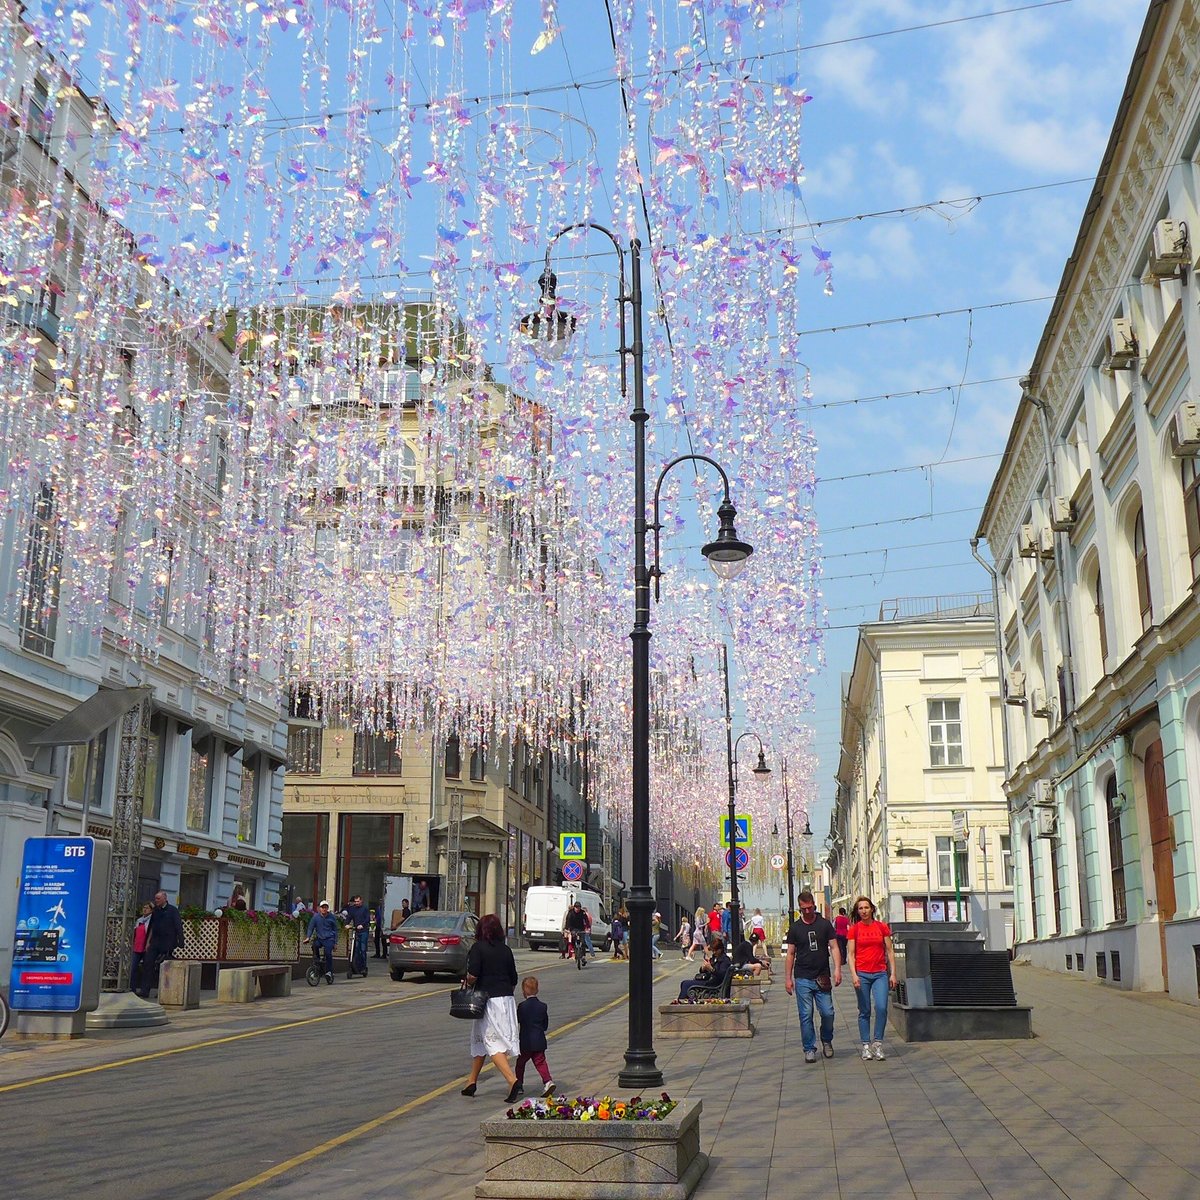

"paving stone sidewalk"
[276, 961, 1200, 1200]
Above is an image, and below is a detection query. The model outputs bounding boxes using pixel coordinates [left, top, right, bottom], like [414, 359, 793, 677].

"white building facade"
[976, 0, 1200, 1000]
[829, 597, 1013, 947]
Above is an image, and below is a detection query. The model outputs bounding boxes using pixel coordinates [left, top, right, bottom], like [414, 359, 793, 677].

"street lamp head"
[701, 498, 753, 580]
[751, 748, 771, 777]
[802, 818, 813, 837]
[518, 265, 576, 358]
[771, 821, 779, 837]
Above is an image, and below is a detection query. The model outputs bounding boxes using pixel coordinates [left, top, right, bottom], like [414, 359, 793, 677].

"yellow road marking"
[0, 987, 456, 1095]
[206, 967, 678, 1200]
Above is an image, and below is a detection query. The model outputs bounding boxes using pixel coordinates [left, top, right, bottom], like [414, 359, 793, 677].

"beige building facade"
[829, 597, 1014, 947]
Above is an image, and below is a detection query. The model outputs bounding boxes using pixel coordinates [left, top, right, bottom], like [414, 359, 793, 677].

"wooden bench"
[217, 963, 292, 1003]
[681, 967, 733, 1003]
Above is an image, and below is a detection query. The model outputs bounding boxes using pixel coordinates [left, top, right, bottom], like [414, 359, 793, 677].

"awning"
[1052, 700, 1159, 788]
[151, 699, 212, 744]
[241, 738, 288, 767]
[30, 686, 152, 747]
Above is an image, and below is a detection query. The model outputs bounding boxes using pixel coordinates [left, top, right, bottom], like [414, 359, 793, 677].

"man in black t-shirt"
[784, 890, 843, 1063]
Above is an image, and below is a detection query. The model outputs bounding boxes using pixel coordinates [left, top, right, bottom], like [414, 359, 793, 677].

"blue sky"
[791, 0, 1146, 837]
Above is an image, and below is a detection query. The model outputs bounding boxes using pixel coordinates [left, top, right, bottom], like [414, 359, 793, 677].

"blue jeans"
[651, 934, 662, 959]
[314, 939, 335, 974]
[352, 927, 369, 968]
[583, 932, 595, 953]
[793, 977, 834, 1052]
[855, 971, 890, 1042]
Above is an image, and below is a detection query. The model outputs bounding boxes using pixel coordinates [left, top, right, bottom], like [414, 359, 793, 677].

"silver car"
[387, 910, 478, 981]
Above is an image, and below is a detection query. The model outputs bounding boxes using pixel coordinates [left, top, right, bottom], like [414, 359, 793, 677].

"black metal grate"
[929, 949, 1018, 1006]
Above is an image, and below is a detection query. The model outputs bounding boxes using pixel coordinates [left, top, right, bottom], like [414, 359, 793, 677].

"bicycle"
[571, 930, 588, 970]
[305, 940, 334, 986]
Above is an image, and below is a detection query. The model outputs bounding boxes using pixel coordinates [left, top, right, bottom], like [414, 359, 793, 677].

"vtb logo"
[64, 845, 87, 857]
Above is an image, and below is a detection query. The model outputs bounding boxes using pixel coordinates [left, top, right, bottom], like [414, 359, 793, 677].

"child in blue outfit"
[513, 975, 555, 1098]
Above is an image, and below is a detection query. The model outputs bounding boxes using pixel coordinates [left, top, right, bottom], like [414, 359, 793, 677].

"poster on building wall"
[904, 898, 927, 922]
[928, 900, 947, 922]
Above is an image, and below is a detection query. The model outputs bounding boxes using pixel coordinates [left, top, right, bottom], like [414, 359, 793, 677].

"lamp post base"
[618, 1050, 664, 1091]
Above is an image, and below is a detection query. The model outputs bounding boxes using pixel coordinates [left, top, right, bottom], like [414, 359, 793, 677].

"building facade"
[0, 31, 288, 982]
[976, 0, 1200, 1000]
[829, 596, 1013, 947]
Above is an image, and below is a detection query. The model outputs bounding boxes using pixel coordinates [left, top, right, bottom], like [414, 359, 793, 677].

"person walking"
[304, 900, 339, 983]
[675, 916, 691, 955]
[513, 975, 556, 1099]
[460, 913, 521, 1103]
[694, 905, 708, 946]
[372, 898, 386, 958]
[833, 906, 851, 967]
[846, 895, 897, 1061]
[784, 889, 843, 1064]
[720, 901, 732, 944]
[707, 903, 722, 944]
[129, 902, 152, 995]
[137, 890, 184, 999]
[688, 920, 704, 961]
[581, 904, 595, 957]
[650, 911, 664, 959]
[610, 910, 626, 960]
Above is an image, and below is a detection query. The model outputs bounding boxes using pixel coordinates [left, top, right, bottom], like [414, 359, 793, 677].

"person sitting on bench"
[677, 937, 731, 1000]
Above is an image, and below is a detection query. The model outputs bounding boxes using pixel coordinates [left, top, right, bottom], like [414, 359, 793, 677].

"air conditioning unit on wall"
[1018, 525, 1038, 558]
[1050, 496, 1076, 532]
[1033, 778, 1052, 806]
[1106, 317, 1138, 369]
[1173, 402, 1200, 456]
[1149, 218, 1190, 278]
[1030, 687, 1052, 718]
[1036, 806, 1058, 838]
[1005, 668, 1027, 705]
[1037, 527, 1056, 560]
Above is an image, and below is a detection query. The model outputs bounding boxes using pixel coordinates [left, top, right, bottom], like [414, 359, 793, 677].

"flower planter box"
[178, 916, 313, 964]
[730, 975, 768, 1004]
[477, 1098, 707, 1199]
[658, 1001, 755, 1038]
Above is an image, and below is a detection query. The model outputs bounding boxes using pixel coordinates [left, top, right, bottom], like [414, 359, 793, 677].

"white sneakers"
[542, 1080, 556, 1097]
[861, 1043, 872, 1060]
[872, 1040, 886, 1060]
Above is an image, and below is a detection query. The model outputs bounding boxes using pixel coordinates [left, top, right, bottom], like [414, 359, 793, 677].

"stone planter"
[730, 975, 767, 1004]
[478, 1098, 707, 1199]
[658, 1001, 755, 1038]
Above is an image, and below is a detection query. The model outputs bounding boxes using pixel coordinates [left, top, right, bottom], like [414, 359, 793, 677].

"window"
[186, 738, 214, 832]
[66, 734, 108, 812]
[1027, 831, 1039, 939]
[1183, 457, 1200, 582]
[287, 726, 322, 774]
[141, 715, 167, 820]
[1105, 776, 1127, 923]
[238, 754, 260, 844]
[928, 699, 963, 767]
[936, 835, 970, 889]
[335, 812, 404, 904]
[353, 731, 402, 776]
[1050, 837, 1064, 936]
[179, 869, 208, 909]
[1000, 833, 1014, 887]
[1094, 571, 1108, 664]
[470, 743, 485, 781]
[1133, 507, 1152, 632]
[281, 812, 329, 905]
[21, 482, 62, 657]
[444, 733, 461, 779]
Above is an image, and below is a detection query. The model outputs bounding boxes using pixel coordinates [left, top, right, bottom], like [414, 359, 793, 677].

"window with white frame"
[186, 737, 214, 832]
[936, 835, 970, 889]
[999, 833, 1014, 887]
[1182, 456, 1200, 583]
[1132, 506, 1151, 632]
[928, 699, 963, 767]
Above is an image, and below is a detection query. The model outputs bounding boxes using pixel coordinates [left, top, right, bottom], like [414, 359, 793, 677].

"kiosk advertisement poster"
[9, 836, 109, 1013]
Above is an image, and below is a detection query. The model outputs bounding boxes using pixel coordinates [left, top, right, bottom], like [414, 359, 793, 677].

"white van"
[523, 885, 612, 951]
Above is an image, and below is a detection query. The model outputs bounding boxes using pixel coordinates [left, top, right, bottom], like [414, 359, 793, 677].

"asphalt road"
[0, 945, 648, 1200]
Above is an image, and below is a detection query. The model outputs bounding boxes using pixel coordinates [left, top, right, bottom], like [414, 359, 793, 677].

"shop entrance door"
[1144, 738, 1174, 990]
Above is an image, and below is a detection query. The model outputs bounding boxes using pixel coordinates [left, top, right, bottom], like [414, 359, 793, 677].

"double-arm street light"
[523, 223, 754, 1090]
[720, 643, 770, 954]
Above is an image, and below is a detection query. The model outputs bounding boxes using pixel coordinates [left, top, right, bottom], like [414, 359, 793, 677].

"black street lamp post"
[523, 223, 754, 1091]
[781, 758, 797, 926]
[719, 643, 770, 955]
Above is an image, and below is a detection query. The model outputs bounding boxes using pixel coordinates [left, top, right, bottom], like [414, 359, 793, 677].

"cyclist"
[564, 901, 588, 967]
[342, 894, 371, 977]
[304, 900, 339, 983]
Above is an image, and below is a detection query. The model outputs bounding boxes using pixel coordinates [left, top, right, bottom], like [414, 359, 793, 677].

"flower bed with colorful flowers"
[507, 1092, 677, 1122]
[668, 997, 736, 1005]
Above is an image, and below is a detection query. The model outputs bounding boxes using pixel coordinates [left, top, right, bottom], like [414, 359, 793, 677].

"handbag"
[816, 973, 832, 992]
[450, 982, 488, 1020]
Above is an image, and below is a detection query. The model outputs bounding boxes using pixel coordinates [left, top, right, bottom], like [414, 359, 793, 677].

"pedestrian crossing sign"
[559, 833, 586, 860]
[720, 815, 752, 849]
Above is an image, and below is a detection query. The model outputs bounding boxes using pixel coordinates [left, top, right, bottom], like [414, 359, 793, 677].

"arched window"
[1133, 507, 1151, 632]
[1182, 457, 1200, 582]
[1105, 776, 1126, 923]
[1094, 571, 1108, 666]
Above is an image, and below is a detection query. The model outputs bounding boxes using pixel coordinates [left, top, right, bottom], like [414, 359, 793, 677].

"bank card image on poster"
[9, 836, 106, 1013]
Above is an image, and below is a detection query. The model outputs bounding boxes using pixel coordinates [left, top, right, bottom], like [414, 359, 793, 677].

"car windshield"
[400, 913, 462, 931]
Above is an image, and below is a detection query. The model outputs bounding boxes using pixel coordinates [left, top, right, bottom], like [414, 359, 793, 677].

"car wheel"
[423, 970, 435, 980]
[389, 967, 405, 981]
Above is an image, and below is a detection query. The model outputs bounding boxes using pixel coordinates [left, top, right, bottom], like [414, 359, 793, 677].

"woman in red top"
[846, 896, 896, 1061]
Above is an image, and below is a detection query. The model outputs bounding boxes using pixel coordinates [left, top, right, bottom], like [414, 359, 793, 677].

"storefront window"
[336, 812, 403, 906]
[281, 813, 329, 906]
[238, 754, 260, 843]
[186, 738, 213, 832]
